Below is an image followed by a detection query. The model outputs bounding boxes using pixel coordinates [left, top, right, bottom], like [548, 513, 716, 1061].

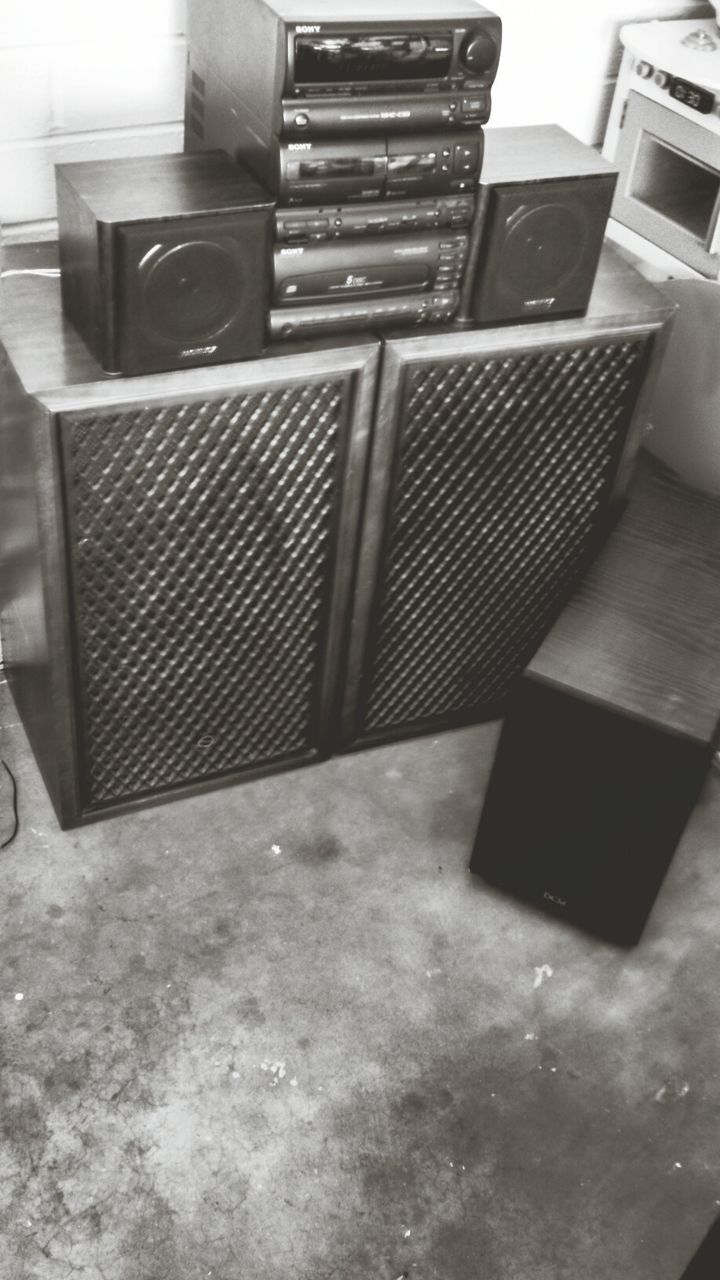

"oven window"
[630, 133, 720, 242]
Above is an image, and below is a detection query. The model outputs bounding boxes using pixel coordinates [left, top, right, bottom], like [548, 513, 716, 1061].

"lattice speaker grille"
[360, 337, 651, 736]
[61, 379, 348, 809]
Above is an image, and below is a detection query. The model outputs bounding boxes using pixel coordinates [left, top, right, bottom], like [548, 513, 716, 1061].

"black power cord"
[0, 760, 18, 849]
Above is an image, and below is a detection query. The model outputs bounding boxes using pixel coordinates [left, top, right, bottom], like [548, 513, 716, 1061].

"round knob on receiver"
[459, 29, 498, 74]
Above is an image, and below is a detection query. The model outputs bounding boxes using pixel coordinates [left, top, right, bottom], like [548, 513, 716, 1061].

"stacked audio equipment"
[55, 151, 274, 375]
[184, 0, 502, 338]
[0, 2, 681, 831]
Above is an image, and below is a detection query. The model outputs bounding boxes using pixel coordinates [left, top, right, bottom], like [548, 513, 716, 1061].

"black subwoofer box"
[56, 151, 274, 375]
[470, 675, 712, 946]
[461, 124, 618, 326]
[469, 461, 720, 946]
[679, 1215, 720, 1279]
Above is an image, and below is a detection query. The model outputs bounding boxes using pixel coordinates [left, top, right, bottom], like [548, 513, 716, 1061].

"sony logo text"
[543, 891, 567, 907]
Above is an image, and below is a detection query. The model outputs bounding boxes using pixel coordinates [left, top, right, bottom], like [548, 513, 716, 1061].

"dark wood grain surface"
[528, 455, 720, 745]
[481, 123, 618, 185]
[55, 150, 273, 222]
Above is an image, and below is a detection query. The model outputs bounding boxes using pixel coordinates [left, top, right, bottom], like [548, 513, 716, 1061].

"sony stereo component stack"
[184, 0, 502, 337]
[56, 151, 274, 375]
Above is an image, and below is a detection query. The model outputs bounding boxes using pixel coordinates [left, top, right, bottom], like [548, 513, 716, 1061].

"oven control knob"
[636, 60, 653, 78]
[459, 29, 498, 74]
[654, 70, 671, 89]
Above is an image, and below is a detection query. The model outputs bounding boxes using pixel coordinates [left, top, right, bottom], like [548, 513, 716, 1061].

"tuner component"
[275, 195, 475, 241]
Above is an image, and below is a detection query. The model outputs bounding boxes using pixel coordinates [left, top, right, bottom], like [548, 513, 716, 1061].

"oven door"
[612, 91, 720, 277]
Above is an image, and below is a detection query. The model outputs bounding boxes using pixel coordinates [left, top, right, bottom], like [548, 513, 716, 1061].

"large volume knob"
[459, 28, 498, 74]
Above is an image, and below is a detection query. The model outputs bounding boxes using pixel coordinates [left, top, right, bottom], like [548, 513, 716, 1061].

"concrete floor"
[1, 675, 719, 1280]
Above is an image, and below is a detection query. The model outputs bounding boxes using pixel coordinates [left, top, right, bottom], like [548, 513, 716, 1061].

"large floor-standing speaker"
[460, 125, 618, 326]
[56, 151, 274, 375]
[0, 249, 379, 827]
[339, 247, 675, 749]
[470, 458, 720, 946]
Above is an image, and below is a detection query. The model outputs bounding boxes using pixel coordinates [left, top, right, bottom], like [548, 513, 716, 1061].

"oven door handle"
[708, 195, 720, 258]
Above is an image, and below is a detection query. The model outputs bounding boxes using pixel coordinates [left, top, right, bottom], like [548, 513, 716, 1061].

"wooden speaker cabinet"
[470, 458, 720, 945]
[56, 151, 275, 375]
[0, 247, 379, 828]
[340, 247, 675, 750]
[461, 125, 618, 326]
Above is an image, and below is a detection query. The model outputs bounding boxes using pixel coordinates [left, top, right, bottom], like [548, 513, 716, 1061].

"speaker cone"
[141, 240, 242, 343]
[501, 204, 587, 294]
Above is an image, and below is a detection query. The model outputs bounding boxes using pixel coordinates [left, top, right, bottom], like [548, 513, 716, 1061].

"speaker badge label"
[543, 890, 568, 907]
[523, 297, 556, 312]
[180, 345, 219, 358]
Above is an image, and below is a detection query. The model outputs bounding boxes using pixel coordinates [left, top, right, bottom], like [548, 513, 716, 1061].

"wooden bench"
[470, 453, 720, 945]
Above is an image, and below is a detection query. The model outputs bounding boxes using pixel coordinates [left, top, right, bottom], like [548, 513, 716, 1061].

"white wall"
[490, 0, 713, 142]
[0, 0, 714, 241]
[0, 0, 187, 240]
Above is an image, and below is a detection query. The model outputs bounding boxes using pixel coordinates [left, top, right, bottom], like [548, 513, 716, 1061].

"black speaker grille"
[360, 338, 650, 736]
[61, 379, 348, 809]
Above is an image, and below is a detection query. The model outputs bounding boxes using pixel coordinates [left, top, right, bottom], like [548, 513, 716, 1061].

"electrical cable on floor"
[0, 268, 61, 278]
[1, 760, 18, 848]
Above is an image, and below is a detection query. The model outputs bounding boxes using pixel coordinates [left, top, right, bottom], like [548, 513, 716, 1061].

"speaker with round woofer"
[462, 124, 618, 326]
[56, 151, 274, 375]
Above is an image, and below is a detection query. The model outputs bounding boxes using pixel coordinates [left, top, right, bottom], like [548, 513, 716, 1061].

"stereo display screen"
[296, 158, 378, 178]
[294, 33, 453, 84]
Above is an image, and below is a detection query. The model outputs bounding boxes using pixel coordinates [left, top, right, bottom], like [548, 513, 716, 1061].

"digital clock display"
[669, 77, 714, 114]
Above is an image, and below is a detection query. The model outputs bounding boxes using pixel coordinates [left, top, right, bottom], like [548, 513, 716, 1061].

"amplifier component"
[281, 91, 491, 136]
[275, 195, 475, 242]
[185, 0, 502, 164]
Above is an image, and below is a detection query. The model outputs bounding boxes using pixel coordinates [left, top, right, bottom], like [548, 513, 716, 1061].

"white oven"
[603, 18, 720, 280]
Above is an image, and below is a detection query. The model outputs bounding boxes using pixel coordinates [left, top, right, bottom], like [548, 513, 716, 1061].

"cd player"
[270, 229, 467, 335]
